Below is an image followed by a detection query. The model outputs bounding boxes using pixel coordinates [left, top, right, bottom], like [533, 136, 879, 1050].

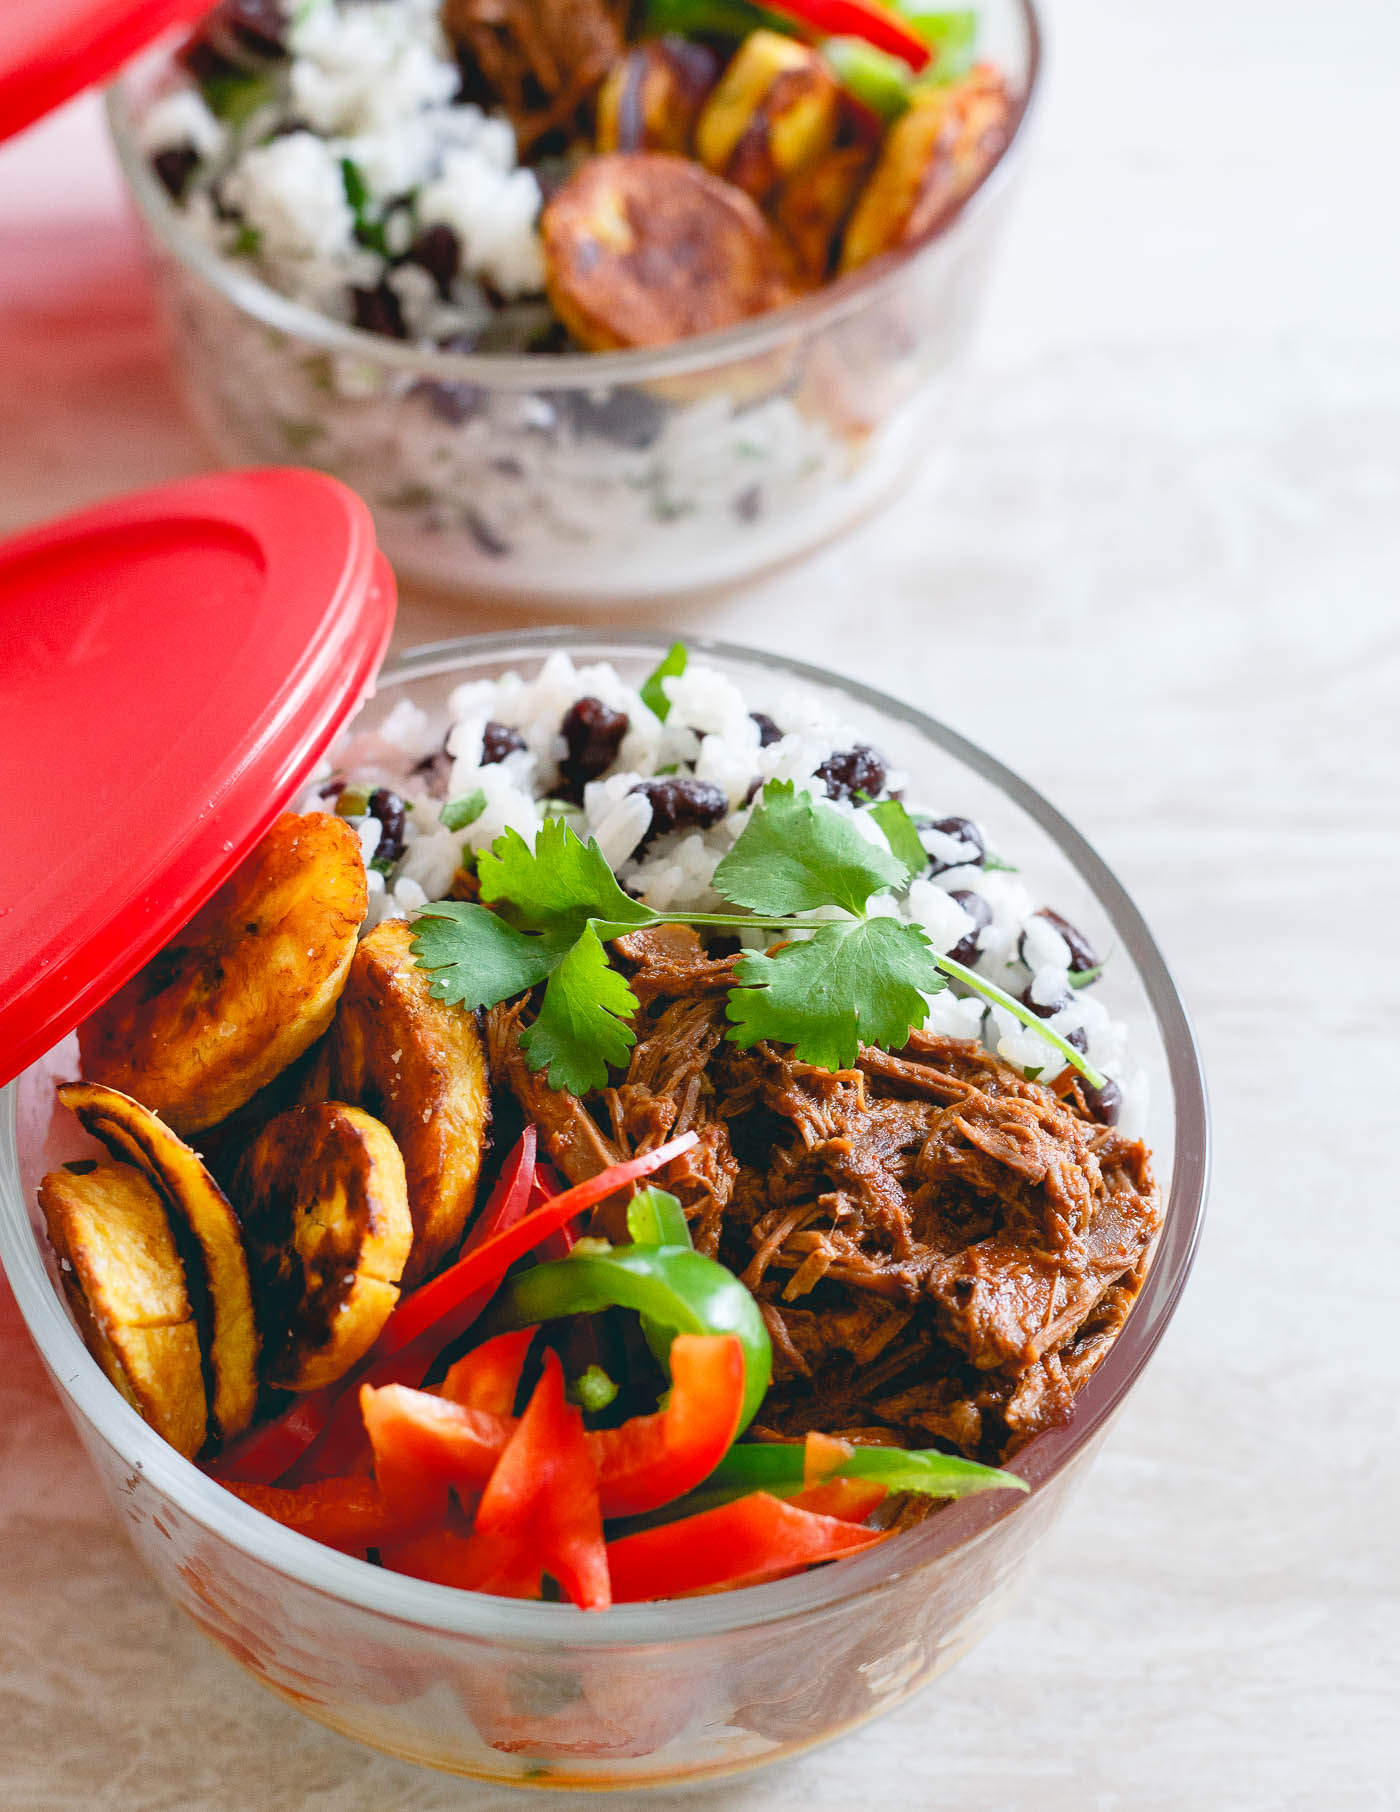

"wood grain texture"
[2, 0, 1397, 1804]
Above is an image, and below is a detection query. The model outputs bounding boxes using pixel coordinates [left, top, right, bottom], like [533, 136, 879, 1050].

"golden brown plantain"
[774, 143, 873, 284]
[840, 67, 1012, 271]
[79, 813, 367, 1136]
[596, 38, 720, 156]
[59, 1081, 259, 1443]
[694, 30, 840, 204]
[40, 1161, 207, 1458]
[235, 1102, 413, 1392]
[315, 919, 489, 1287]
[541, 152, 793, 352]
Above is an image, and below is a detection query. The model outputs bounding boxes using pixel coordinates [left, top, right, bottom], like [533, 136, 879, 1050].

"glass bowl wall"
[0, 633, 1208, 1787]
[106, 4, 1040, 602]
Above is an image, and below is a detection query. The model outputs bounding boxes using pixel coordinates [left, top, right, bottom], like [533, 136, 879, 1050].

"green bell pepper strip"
[625, 1188, 692, 1248]
[707, 1439, 1027, 1501]
[495, 1245, 773, 1434]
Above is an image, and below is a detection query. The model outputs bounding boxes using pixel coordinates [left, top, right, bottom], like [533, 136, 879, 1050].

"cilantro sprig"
[411, 783, 1107, 1094]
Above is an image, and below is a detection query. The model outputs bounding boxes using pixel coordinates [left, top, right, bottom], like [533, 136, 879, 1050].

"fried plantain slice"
[80, 812, 368, 1136]
[839, 67, 1012, 271]
[316, 919, 489, 1287]
[541, 152, 793, 352]
[695, 30, 840, 205]
[59, 1081, 259, 1443]
[236, 1102, 413, 1393]
[40, 1161, 208, 1458]
[596, 38, 719, 156]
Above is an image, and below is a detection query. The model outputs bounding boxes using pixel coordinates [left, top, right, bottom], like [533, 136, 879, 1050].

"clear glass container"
[0, 632, 1208, 1787]
[105, 4, 1041, 603]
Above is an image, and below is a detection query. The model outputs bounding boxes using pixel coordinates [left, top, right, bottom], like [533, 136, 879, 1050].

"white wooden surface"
[3, 2, 1398, 1805]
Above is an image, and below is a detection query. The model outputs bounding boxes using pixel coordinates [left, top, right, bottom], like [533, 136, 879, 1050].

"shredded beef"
[488, 926, 1161, 1465]
[441, 0, 628, 151]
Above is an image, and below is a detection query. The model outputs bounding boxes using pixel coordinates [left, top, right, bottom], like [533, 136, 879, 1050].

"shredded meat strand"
[441, 0, 628, 151]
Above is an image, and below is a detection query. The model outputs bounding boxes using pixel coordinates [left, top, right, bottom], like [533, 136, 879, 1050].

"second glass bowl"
[106, 2, 1041, 602]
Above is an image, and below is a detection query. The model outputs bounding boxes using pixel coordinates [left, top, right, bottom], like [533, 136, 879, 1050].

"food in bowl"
[140, 0, 1013, 354]
[114, 1, 1033, 594]
[37, 644, 1159, 1610]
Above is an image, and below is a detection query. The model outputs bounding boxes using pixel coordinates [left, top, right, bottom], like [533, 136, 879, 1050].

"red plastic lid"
[0, 0, 214, 143]
[0, 468, 397, 1088]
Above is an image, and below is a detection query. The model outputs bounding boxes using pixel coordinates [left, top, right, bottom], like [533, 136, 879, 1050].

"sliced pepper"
[711, 1433, 1028, 1500]
[787, 1477, 888, 1521]
[477, 1350, 610, 1611]
[606, 1491, 887, 1601]
[219, 1477, 418, 1553]
[441, 1327, 537, 1416]
[379, 1526, 543, 1599]
[591, 1333, 745, 1518]
[360, 1383, 514, 1523]
[498, 1243, 772, 1433]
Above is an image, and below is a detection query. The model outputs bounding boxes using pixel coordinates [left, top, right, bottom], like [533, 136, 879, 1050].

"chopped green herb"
[441, 790, 487, 832]
[340, 157, 389, 257]
[869, 799, 930, 876]
[1068, 962, 1105, 989]
[982, 853, 1019, 872]
[369, 854, 397, 877]
[655, 762, 680, 776]
[232, 224, 263, 257]
[335, 787, 369, 818]
[640, 641, 687, 721]
[200, 69, 274, 126]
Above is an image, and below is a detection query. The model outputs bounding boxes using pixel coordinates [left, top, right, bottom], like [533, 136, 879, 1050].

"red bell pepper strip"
[214, 1127, 538, 1485]
[768, 0, 930, 69]
[441, 1327, 537, 1416]
[477, 1350, 611, 1612]
[605, 1492, 888, 1602]
[788, 1477, 888, 1522]
[378, 1526, 544, 1599]
[361, 1383, 514, 1523]
[590, 1333, 745, 1518]
[218, 1477, 418, 1553]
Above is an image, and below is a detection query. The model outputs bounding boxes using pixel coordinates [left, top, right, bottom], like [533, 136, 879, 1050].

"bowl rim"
[0, 627, 1209, 1648]
[104, 0, 1043, 393]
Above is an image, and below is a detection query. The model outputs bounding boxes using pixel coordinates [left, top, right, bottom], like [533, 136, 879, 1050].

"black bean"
[816, 744, 887, 802]
[1034, 908, 1101, 977]
[1019, 983, 1073, 1021]
[224, 0, 289, 57]
[750, 711, 783, 748]
[1066, 1026, 1089, 1054]
[559, 387, 666, 451]
[631, 778, 728, 845]
[925, 816, 986, 875]
[408, 223, 460, 298]
[945, 890, 993, 966]
[558, 698, 629, 801]
[152, 146, 199, 201]
[351, 282, 406, 340]
[411, 741, 452, 798]
[481, 721, 526, 765]
[734, 484, 763, 523]
[1080, 1076, 1122, 1126]
[367, 788, 407, 865]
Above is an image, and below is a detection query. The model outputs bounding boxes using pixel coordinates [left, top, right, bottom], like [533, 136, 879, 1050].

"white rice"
[306, 655, 1146, 1137]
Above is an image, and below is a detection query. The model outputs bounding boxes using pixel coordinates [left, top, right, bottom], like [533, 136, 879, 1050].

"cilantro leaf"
[713, 780, 911, 918]
[441, 789, 487, 832]
[869, 799, 929, 876]
[725, 918, 943, 1069]
[640, 641, 687, 720]
[519, 926, 639, 1092]
[478, 819, 655, 939]
[410, 902, 567, 1009]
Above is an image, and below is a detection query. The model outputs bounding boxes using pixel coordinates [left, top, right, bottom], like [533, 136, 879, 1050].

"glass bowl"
[0, 632, 1208, 1788]
[105, 3, 1041, 603]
